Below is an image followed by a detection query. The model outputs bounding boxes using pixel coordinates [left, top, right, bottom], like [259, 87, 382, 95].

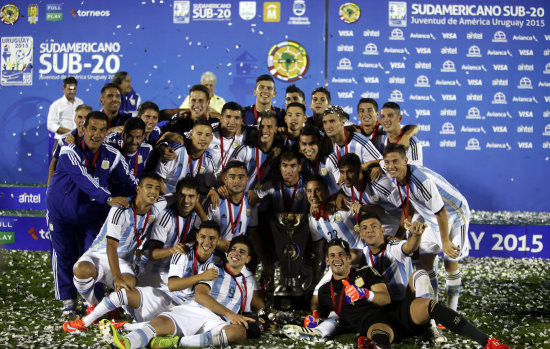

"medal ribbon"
[220, 131, 236, 171]
[330, 275, 349, 316]
[192, 248, 200, 275]
[225, 265, 247, 313]
[281, 180, 298, 212]
[132, 204, 151, 248]
[188, 153, 204, 177]
[176, 214, 193, 243]
[336, 130, 349, 161]
[397, 182, 410, 220]
[315, 203, 329, 221]
[227, 196, 245, 235]
[368, 249, 386, 274]
[386, 128, 405, 145]
[81, 138, 100, 172]
[255, 148, 271, 182]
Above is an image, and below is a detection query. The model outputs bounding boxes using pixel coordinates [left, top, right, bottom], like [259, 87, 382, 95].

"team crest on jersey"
[246, 209, 251, 216]
[138, 155, 143, 164]
[233, 140, 240, 148]
[149, 215, 155, 222]
[334, 213, 342, 222]
[101, 160, 110, 169]
[200, 167, 205, 174]
[412, 194, 419, 200]
[320, 168, 328, 176]
[372, 195, 379, 201]
[296, 192, 304, 201]
[354, 276, 365, 288]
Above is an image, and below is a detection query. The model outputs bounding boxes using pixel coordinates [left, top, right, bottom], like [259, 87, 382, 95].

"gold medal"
[404, 222, 411, 230]
[255, 183, 262, 190]
[354, 224, 360, 232]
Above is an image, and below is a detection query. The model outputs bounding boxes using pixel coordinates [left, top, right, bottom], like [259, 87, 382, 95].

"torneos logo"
[73, 9, 111, 17]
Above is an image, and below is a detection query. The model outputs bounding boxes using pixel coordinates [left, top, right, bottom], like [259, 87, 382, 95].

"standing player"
[243, 74, 284, 126]
[281, 102, 307, 149]
[383, 143, 470, 311]
[284, 84, 306, 108]
[308, 87, 331, 129]
[112, 72, 141, 117]
[155, 120, 216, 196]
[207, 102, 245, 174]
[108, 236, 264, 349]
[137, 101, 162, 145]
[100, 83, 131, 128]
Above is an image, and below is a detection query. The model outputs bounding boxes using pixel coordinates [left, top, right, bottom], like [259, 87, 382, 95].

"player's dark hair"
[382, 101, 401, 114]
[358, 98, 378, 112]
[192, 119, 214, 130]
[337, 153, 361, 171]
[323, 105, 349, 120]
[138, 101, 159, 116]
[75, 104, 92, 114]
[123, 117, 146, 134]
[306, 174, 328, 189]
[112, 71, 129, 87]
[325, 238, 351, 256]
[299, 124, 321, 141]
[256, 74, 275, 85]
[221, 101, 243, 115]
[279, 148, 301, 163]
[229, 235, 252, 256]
[223, 160, 248, 174]
[101, 82, 121, 96]
[138, 172, 163, 186]
[311, 87, 331, 104]
[258, 110, 277, 125]
[84, 111, 109, 127]
[286, 84, 305, 101]
[63, 76, 78, 87]
[189, 84, 210, 99]
[286, 102, 306, 114]
[357, 212, 382, 225]
[383, 143, 407, 158]
[175, 177, 200, 195]
[198, 220, 221, 236]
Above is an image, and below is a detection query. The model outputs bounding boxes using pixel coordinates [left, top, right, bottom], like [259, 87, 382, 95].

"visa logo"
[441, 94, 456, 101]
[416, 109, 430, 116]
[493, 64, 508, 71]
[337, 91, 354, 98]
[442, 32, 457, 39]
[363, 77, 379, 83]
[518, 49, 534, 56]
[518, 111, 533, 118]
[468, 79, 482, 86]
[390, 62, 405, 69]
[492, 126, 507, 133]
[339, 30, 353, 37]
[517, 142, 533, 149]
[416, 47, 431, 54]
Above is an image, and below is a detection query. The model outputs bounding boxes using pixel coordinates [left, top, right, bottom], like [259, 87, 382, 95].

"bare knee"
[125, 288, 142, 309]
[224, 324, 247, 344]
[418, 254, 435, 271]
[123, 274, 137, 288]
[444, 260, 459, 273]
[73, 261, 97, 279]
[150, 315, 176, 336]
[409, 298, 431, 325]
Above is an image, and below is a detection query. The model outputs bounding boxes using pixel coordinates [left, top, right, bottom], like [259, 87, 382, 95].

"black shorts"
[357, 309, 394, 337]
[382, 294, 431, 342]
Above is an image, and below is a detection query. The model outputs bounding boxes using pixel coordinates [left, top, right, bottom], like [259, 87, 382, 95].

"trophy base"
[273, 285, 307, 311]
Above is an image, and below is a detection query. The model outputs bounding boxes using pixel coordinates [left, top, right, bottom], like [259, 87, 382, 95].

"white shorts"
[126, 286, 175, 323]
[137, 263, 169, 288]
[419, 219, 470, 261]
[161, 301, 229, 337]
[77, 252, 135, 289]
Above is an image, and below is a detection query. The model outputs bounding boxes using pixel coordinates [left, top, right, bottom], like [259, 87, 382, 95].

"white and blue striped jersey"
[379, 131, 423, 167]
[341, 175, 403, 236]
[258, 177, 309, 213]
[309, 210, 365, 249]
[362, 240, 413, 301]
[155, 143, 217, 194]
[205, 196, 258, 241]
[230, 144, 274, 192]
[396, 165, 470, 232]
[208, 130, 245, 175]
[140, 205, 201, 274]
[300, 153, 340, 195]
[167, 245, 223, 305]
[198, 263, 257, 314]
[87, 199, 167, 262]
[333, 131, 382, 164]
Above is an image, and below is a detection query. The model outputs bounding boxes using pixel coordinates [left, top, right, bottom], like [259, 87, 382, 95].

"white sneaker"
[421, 326, 447, 345]
[282, 324, 323, 341]
[61, 299, 77, 316]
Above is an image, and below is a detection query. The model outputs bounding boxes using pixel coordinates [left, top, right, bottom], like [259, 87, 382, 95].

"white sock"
[83, 289, 128, 327]
[413, 270, 434, 299]
[73, 276, 98, 306]
[123, 321, 148, 331]
[127, 323, 156, 348]
[427, 269, 438, 301]
[316, 317, 338, 337]
[178, 329, 228, 347]
[446, 269, 461, 310]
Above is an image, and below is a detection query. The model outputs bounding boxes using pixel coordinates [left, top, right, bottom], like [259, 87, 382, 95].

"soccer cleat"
[357, 336, 381, 349]
[484, 337, 510, 349]
[63, 318, 87, 332]
[98, 319, 129, 331]
[86, 304, 96, 316]
[419, 326, 447, 344]
[103, 319, 131, 349]
[282, 324, 323, 341]
[150, 335, 180, 349]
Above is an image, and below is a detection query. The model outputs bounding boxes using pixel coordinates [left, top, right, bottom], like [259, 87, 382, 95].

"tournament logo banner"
[339, 2, 360, 24]
[0, 3, 19, 25]
[1, 37, 33, 86]
[267, 40, 309, 82]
